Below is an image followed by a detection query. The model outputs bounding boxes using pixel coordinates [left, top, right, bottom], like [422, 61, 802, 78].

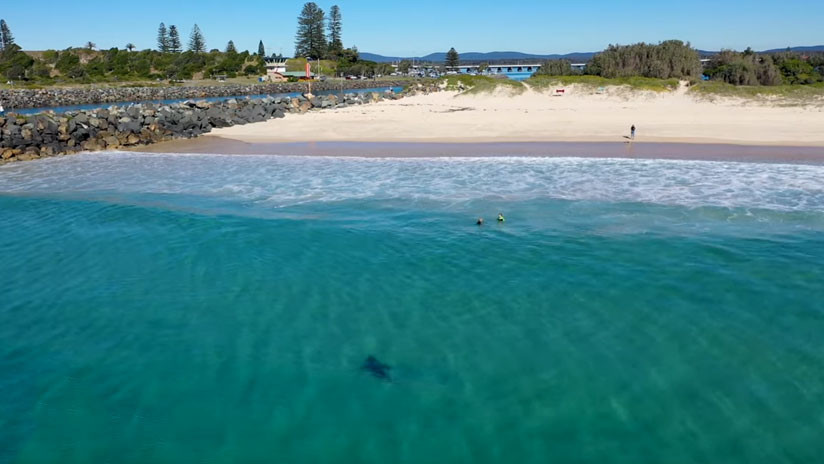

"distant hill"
[362, 46, 824, 63]
[418, 51, 596, 63]
[359, 51, 595, 63]
[761, 45, 824, 54]
[697, 45, 824, 57]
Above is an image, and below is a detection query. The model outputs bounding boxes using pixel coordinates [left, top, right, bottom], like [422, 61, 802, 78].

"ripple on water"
[1, 152, 824, 463]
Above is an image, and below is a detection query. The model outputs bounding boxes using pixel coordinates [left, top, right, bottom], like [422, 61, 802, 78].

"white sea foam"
[1, 152, 823, 213]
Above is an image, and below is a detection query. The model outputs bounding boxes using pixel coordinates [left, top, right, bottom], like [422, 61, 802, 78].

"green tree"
[31, 60, 52, 79]
[398, 59, 412, 74]
[55, 50, 82, 75]
[188, 24, 206, 53]
[157, 23, 169, 52]
[587, 40, 701, 80]
[85, 41, 96, 51]
[375, 62, 393, 76]
[295, 2, 327, 60]
[777, 56, 816, 84]
[225, 40, 237, 53]
[327, 5, 343, 57]
[335, 47, 361, 76]
[704, 49, 789, 86]
[42, 50, 59, 63]
[0, 44, 33, 80]
[445, 48, 459, 68]
[258, 40, 265, 57]
[168, 25, 182, 53]
[126, 43, 136, 52]
[0, 19, 15, 50]
[535, 59, 574, 76]
[757, 55, 783, 85]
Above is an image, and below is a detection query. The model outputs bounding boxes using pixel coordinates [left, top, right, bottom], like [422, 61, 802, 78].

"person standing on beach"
[631, 124, 636, 140]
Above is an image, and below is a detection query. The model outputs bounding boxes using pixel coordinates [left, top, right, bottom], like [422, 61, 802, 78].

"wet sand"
[136, 137, 824, 164]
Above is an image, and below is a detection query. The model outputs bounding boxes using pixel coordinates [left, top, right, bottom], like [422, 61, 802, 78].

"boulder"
[104, 136, 120, 148]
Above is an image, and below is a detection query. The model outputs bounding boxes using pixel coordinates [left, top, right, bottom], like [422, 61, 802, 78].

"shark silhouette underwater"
[361, 356, 392, 382]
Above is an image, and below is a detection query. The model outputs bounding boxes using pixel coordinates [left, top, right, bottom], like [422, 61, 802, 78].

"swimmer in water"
[477, 218, 484, 226]
[498, 213, 505, 223]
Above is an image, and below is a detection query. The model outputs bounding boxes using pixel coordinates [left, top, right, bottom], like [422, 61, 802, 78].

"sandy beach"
[201, 85, 824, 147]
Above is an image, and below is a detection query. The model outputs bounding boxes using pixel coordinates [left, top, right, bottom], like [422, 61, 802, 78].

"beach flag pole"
[306, 59, 312, 97]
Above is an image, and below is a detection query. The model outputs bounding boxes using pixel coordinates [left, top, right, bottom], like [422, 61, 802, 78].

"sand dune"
[207, 84, 824, 147]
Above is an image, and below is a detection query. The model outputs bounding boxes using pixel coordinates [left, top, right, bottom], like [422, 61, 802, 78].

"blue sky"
[3, 0, 823, 56]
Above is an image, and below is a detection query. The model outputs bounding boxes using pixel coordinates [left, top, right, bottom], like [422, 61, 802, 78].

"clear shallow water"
[1, 153, 823, 463]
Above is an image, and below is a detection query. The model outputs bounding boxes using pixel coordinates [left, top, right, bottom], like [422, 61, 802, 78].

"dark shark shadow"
[361, 356, 392, 382]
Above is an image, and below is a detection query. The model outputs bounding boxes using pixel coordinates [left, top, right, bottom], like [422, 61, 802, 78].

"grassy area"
[286, 58, 338, 75]
[444, 75, 525, 95]
[690, 81, 824, 101]
[526, 75, 680, 92]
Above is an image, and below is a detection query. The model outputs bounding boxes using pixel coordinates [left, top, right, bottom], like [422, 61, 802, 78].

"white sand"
[208, 84, 824, 146]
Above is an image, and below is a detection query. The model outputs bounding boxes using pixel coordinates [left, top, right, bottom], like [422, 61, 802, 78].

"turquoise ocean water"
[1, 153, 823, 463]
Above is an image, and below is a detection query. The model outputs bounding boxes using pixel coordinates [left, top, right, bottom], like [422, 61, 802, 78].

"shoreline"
[135, 138, 824, 164]
[8, 85, 824, 165]
[198, 88, 824, 149]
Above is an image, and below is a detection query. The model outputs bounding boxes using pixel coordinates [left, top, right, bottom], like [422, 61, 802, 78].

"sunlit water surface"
[1, 153, 823, 463]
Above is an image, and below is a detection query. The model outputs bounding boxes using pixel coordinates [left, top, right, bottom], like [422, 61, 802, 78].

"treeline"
[536, 40, 824, 86]
[335, 48, 394, 77]
[42, 48, 264, 81]
[586, 40, 703, 79]
[295, 3, 345, 60]
[0, 19, 266, 83]
[292, 3, 385, 77]
[704, 49, 824, 86]
[535, 41, 701, 79]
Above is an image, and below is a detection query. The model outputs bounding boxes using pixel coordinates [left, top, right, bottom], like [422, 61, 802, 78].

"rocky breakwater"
[0, 84, 440, 163]
[0, 80, 413, 110]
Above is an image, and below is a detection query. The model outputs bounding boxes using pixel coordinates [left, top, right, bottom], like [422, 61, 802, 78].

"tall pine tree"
[188, 24, 205, 53]
[168, 25, 181, 53]
[446, 48, 460, 68]
[294, 2, 327, 60]
[327, 6, 343, 56]
[0, 20, 14, 50]
[157, 23, 169, 52]
[226, 40, 237, 53]
[258, 40, 265, 57]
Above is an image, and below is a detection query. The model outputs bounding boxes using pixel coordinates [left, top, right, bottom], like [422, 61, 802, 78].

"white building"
[264, 58, 288, 81]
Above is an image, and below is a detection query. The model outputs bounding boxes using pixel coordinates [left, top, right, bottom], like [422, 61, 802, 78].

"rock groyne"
[0, 84, 440, 163]
[0, 80, 411, 111]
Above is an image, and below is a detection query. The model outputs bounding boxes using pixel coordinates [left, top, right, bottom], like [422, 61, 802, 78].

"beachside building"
[281, 71, 316, 80]
[264, 57, 289, 82]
